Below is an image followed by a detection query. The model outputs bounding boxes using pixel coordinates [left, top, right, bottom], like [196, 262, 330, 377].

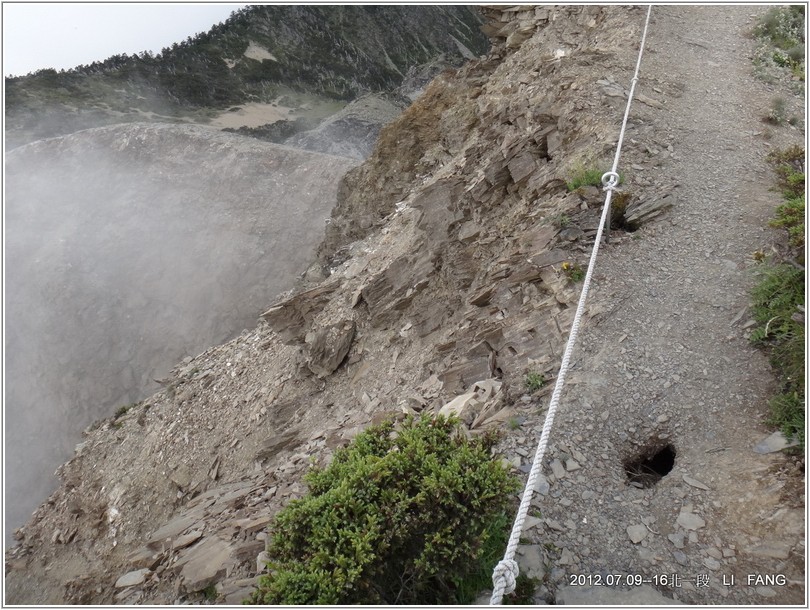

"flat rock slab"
[747, 542, 791, 559]
[676, 511, 705, 530]
[682, 474, 710, 490]
[115, 568, 151, 588]
[556, 584, 680, 605]
[179, 536, 235, 592]
[147, 514, 199, 549]
[305, 320, 356, 377]
[516, 544, 545, 580]
[627, 524, 648, 543]
[753, 430, 799, 454]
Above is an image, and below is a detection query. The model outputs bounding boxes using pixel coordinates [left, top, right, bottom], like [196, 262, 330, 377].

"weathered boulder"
[306, 320, 356, 377]
[261, 280, 342, 345]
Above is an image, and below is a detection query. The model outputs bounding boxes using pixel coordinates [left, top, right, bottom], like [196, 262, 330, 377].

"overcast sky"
[2, 3, 246, 77]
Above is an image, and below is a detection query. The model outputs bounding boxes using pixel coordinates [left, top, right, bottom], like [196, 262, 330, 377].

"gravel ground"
[499, 6, 805, 605]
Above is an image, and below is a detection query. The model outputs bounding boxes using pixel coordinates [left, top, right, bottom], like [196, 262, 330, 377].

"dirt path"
[511, 6, 804, 605]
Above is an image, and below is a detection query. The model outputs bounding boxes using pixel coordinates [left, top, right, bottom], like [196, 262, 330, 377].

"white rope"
[490, 6, 653, 604]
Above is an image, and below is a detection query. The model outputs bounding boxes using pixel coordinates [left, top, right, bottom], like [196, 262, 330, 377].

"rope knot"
[492, 559, 519, 596]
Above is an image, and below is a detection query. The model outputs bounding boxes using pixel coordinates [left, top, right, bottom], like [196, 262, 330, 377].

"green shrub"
[756, 6, 805, 51]
[770, 195, 805, 249]
[566, 166, 624, 192]
[768, 391, 805, 447]
[248, 414, 519, 605]
[752, 7, 805, 84]
[751, 264, 804, 345]
[767, 145, 805, 198]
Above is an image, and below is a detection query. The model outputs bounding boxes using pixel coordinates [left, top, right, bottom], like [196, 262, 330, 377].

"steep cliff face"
[5, 6, 486, 149]
[3, 5, 671, 604]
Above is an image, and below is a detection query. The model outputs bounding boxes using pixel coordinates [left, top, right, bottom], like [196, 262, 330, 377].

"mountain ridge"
[5, 6, 486, 149]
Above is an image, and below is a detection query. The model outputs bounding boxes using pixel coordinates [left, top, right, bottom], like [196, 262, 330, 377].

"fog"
[4, 123, 358, 541]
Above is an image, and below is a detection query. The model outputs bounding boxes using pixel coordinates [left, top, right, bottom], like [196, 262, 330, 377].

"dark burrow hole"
[623, 443, 676, 488]
[609, 192, 639, 232]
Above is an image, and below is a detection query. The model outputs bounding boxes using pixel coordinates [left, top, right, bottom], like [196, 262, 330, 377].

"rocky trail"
[4, 6, 804, 606]
[498, 6, 805, 605]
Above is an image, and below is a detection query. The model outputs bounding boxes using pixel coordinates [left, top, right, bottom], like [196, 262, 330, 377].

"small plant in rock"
[524, 372, 546, 392]
[248, 414, 519, 605]
[557, 213, 571, 228]
[566, 163, 624, 192]
[766, 96, 791, 125]
[113, 403, 136, 419]
[561, 261, 585, 282]
[504, 574, 541, 605]
[201, 583, 218, 602]
[566, 166, 604, 191]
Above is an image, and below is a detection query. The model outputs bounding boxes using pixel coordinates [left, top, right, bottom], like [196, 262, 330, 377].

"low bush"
[755, 6, 805, 53]
[752, 6, 805, 90]
[248, 414, 519, 605]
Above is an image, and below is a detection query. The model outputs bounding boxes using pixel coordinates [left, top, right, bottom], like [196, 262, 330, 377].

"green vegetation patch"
[566, 167, 605, 191]
[752, 6, 805, 90]
[755, 6, 806, 55]
[750, 146, 805, 447]
[561, 261, 585, 282]
[751, 264, 805, 446]
[248, 414, 519, 605]
[566, 165, 624, 192]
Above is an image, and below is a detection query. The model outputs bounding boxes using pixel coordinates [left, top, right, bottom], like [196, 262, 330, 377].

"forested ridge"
[5, 6, 486, 148]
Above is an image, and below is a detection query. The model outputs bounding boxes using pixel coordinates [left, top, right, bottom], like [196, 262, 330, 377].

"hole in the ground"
[623, 443, 676, 488]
